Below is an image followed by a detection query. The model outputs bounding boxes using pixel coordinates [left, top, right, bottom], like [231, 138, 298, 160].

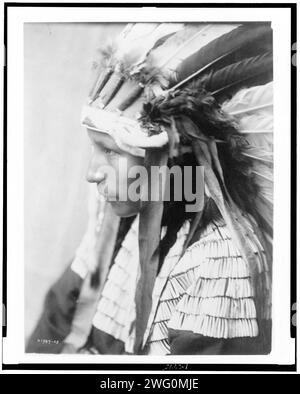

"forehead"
[87, 128, 121, 151]
[86, 129, 144, 166]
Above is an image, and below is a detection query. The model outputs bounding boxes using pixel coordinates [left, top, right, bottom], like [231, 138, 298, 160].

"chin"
[109, 201, 141, 217]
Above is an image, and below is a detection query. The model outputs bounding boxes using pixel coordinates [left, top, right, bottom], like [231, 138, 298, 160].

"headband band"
[81, 104, 169, 157]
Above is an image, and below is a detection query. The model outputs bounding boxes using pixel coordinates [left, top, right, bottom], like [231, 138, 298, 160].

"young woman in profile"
[27, 22, 273, 355]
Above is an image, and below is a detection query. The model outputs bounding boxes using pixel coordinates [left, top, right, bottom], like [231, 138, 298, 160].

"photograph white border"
[3, 4, 295, 367]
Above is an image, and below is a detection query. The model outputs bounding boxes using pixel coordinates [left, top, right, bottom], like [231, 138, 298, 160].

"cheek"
[117, 156, 145, 193]
[105, 156, 134, 197]
[105, 155, 146, 209]
[111, 157, 131, 197]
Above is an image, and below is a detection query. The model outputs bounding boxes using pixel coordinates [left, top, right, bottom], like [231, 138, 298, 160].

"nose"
[86, 152, 107, 184]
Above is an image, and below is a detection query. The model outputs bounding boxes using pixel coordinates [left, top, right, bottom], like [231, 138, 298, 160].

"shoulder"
[166, 220, 269, 339]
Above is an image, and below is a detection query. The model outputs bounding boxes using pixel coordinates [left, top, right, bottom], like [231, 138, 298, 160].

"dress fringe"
[168, 313, 259, 339]
[89, 217, 270, 354]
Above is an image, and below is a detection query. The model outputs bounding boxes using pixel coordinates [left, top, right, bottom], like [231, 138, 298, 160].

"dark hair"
[140, 85, 260, 269]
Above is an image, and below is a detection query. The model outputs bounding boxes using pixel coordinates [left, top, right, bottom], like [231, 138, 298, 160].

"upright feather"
[201, 52, 273, 94]
[132, 23, 239, 88]
[114, 23, 184, 72]
[170, 23, 272, 90]
[222, 82, 273, 241]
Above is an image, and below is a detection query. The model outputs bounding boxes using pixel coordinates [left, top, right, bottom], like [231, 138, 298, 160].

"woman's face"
[86, 128, 146, 217]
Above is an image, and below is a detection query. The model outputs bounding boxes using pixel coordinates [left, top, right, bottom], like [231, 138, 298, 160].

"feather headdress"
[80, 22, 273, 354]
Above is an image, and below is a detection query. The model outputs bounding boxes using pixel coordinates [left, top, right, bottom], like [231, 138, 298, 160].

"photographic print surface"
[25, 21, 274, 356]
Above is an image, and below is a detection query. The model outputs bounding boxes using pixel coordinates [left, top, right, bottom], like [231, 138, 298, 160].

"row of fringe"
[85, 216, 271, 354]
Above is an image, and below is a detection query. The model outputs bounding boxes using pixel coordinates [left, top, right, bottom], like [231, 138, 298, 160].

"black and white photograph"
[2, 2, 296, 373]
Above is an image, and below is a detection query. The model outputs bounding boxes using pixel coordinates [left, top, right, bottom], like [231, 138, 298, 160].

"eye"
[104, 148, 119, 158]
